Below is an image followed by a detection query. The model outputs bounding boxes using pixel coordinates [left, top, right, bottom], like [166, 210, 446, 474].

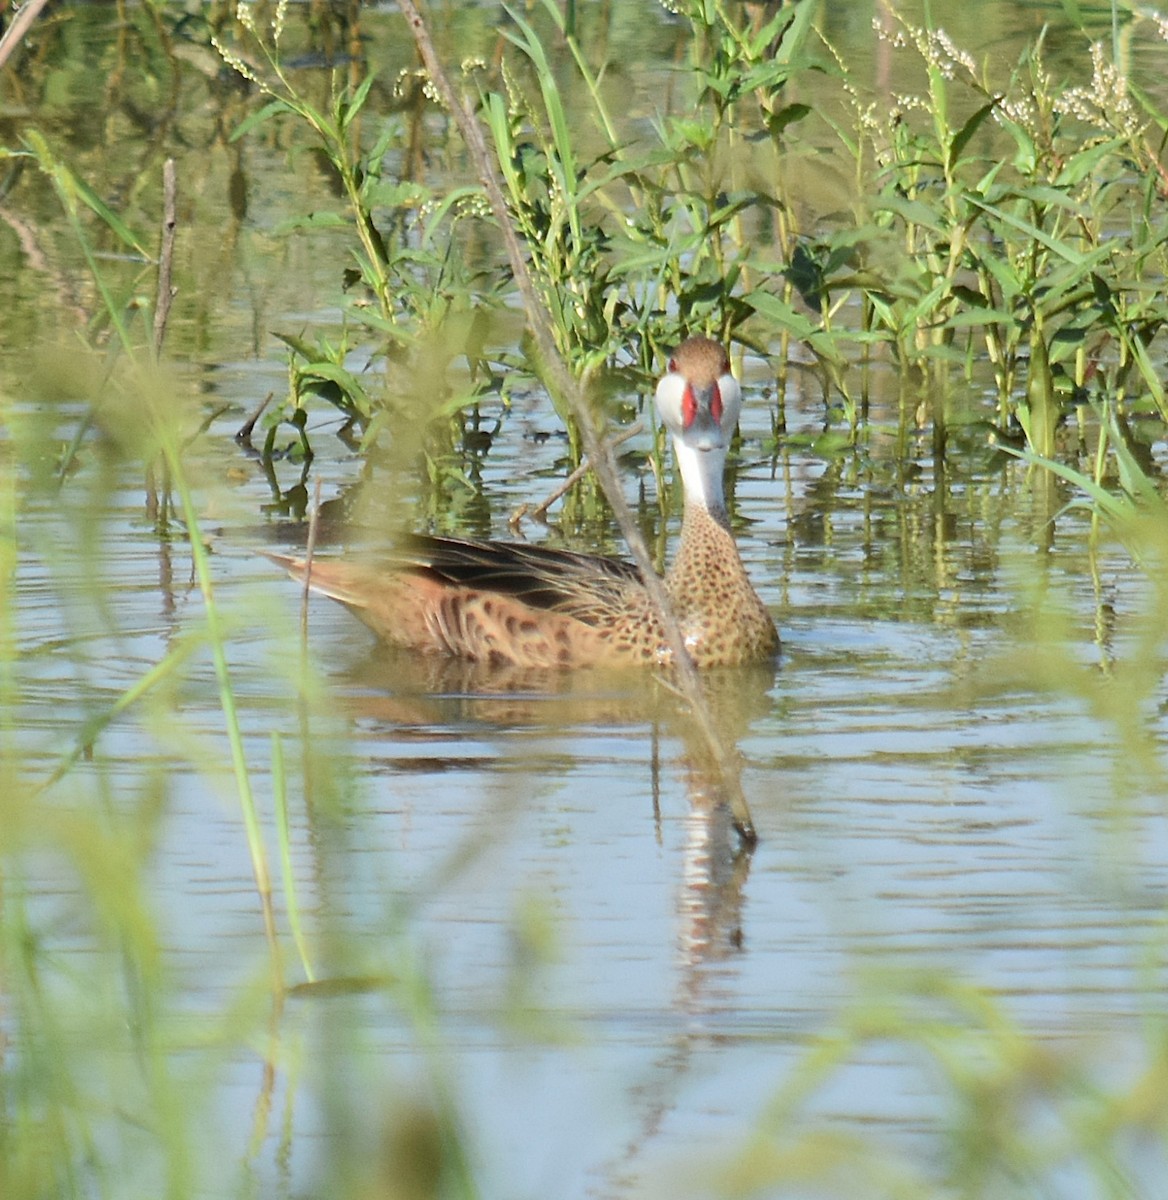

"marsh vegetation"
[4, 1, 1168, 1197]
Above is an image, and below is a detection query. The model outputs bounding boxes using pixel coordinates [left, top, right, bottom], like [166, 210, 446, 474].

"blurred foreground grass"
[5, 1, 1168, 1197]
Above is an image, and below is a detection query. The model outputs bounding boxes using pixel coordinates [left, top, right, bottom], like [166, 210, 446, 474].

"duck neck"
[674, 443, 730, 530]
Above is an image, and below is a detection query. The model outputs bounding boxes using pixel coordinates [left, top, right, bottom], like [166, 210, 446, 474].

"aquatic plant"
[195, 0, 1168, 547]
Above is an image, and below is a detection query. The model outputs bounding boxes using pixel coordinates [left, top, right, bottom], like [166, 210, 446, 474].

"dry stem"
[0, 0, 52, 72]
[397, 0, 758, 844]
[153, 158, 178, 358]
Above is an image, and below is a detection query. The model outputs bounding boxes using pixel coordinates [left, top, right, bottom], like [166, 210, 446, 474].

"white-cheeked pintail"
[271, 337, 779, 669]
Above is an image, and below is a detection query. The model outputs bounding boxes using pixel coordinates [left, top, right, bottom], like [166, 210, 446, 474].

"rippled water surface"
[6, 3, 1168, 1199]
[15, 394, 1168, 1197]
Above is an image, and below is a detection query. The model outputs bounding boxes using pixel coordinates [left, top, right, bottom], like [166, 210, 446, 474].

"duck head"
[654, 336, 742, 515]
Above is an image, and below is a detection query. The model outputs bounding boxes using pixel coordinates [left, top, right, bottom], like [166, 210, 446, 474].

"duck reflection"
[314, 638, 763, 964]
[294, 624, 774, 1199]
[326, 641, 767, 968]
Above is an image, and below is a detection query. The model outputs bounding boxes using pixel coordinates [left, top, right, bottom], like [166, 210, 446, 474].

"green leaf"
[997, 442, 1135, 524]
[230, 99, 292, 143]
[339, 72, 377, 130]
[997, 115, 1037, 174]
[73, 177, 152, 258]
[872, 194, 945, 232]
[747, 3, 797, 58]
[743, 291, 814, 331]
[968, 244, 1023, 304]
[483, 91, 524, 205]
[1114, 324, 1167, 411]
[966, 195, 1089, 265]
[420, 185, 488, 244]
[1058, 0, 1084, 29]
[272, 331, 323, 360]
[297, 361, 372, 416]
[1104, 405, 1163, 505]
[502, 4, 580, 242]
[942, 306, 1016, 330]
[361, 179, 429, 210]
[773, 0, 819, 65]
[948, 100, 997, 168]
[740, 58, 811, 95]
[744, 292, 844, 366]
[1054, 137, 1127, 188]
[534, 0, 566, 33]
[809, 427, 855, 457]
[24, 131, 152, 257]
[766, 102, 812, 139]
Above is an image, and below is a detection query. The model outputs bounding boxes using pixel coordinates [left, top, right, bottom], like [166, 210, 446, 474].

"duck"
[270, 336, 779, 669]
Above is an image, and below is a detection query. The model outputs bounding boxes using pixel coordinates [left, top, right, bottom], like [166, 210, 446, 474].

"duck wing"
[265, 535, 657, 665]
[397, 534, 647, 616]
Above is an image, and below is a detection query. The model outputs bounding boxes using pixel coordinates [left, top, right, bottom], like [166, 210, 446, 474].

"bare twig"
[509, 421, 645, 531]
[237, 393, 273, 445]
[302, 476, 323, 638]
[147, 160, 179, 526]
[152, 158, 177, 358]
[397, 0, 758, 843]
[0, 0, 52, 73]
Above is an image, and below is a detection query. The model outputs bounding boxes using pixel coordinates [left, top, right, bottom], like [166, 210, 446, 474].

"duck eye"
[668, 357, 678, 373]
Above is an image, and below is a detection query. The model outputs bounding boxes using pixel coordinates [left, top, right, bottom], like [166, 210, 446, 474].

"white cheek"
[717, 374, 742, 436]
[654, 373, 687, 427]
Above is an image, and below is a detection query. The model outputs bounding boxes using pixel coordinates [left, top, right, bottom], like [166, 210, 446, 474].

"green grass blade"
[161, 429, 284, 988]
[272, 731, 314, 983]
[501, 5, 582, 244]
[35, 637, 200, 797]
[24, 130, 151, 258]
[966, 194, 1098, 266]
[996, 440, 1137, 524]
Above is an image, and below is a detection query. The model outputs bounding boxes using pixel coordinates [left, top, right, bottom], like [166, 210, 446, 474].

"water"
[5, 3, 1168, 1198]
